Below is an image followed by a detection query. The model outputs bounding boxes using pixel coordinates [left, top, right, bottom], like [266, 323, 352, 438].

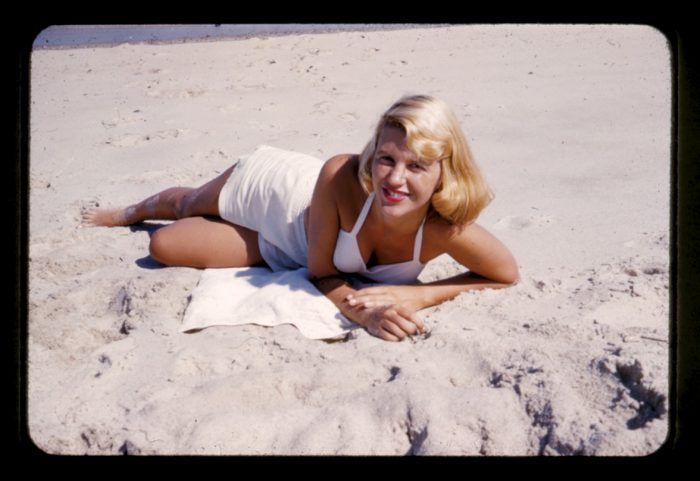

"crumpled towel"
[181, 267, 359, 340]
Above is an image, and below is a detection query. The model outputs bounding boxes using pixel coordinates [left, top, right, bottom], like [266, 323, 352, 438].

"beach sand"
[28, 25, 671, 455]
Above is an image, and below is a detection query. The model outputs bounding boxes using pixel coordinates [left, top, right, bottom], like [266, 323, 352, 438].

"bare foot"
[81, 206, 138, 227]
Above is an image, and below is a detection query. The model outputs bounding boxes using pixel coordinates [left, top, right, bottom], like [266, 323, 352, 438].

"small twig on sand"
[640, 335, 668, 344]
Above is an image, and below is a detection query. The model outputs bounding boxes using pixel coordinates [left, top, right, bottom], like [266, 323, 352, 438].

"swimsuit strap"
[350, 192, 375, 236]
[413, 217, 427, 262]
[350, 190, 426, 262]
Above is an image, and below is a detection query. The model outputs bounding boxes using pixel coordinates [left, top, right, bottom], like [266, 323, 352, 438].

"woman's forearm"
[415, 272, 518, 310]
[312, 275, 366, 327]
[342, 272, 518, 316]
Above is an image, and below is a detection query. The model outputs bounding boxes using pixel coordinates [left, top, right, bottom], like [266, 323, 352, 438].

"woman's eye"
[377, 156, 393, 165]
[410, 162, 426, 171]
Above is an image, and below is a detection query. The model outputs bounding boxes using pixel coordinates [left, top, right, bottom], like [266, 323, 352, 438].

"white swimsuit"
[218, 145, 320, 271]
[218, 145, 426, 284]
[333, 192, 426, 284]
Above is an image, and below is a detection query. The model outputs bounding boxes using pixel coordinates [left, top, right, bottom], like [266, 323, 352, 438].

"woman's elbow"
[502, 271, 520, 286]
[307, 260, 338, 282]
[499, 262, 520, 286]
[488, 258, 519, 286]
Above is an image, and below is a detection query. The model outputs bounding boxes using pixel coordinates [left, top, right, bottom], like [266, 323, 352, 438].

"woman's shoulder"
[318, 154, 360, 187]
[323, 153, 359, 174]
[423, 216, 483, 251]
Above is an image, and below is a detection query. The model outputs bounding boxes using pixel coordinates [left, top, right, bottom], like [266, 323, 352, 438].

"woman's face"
[370, 125, 442, 222]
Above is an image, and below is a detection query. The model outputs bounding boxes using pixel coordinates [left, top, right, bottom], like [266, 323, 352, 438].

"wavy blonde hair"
[357, 94, 493, 226]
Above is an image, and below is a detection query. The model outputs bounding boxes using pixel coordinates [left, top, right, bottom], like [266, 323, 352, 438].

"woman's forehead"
[377, 124, 407, 144]
[376, 126, 413, 155]
[376, 127, 441, 167]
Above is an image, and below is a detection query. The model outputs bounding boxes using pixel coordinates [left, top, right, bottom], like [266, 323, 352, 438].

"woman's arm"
[306, 156, 359, 314]
[421, 221, 519, 306]
[307, 156, 425, 341]
[306, 155, 345, 280]
[346, 222, 519, 312]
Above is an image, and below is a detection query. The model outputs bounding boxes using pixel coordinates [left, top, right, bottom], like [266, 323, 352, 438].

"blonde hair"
[357, 94, 493, 226]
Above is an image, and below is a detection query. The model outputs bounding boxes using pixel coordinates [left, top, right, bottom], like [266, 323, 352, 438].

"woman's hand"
[351, 304, 426, 342]
[345, 285, 424, 312]
[344, 286, 427, 342]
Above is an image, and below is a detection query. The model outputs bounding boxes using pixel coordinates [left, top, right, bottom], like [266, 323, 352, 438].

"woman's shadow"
[130, 222, 168, 269]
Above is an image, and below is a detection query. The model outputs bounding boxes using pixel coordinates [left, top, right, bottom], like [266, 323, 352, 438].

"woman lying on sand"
[84, 94, 519, 342]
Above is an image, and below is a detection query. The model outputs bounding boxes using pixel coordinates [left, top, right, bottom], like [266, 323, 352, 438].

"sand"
[28, 25, 671, 455]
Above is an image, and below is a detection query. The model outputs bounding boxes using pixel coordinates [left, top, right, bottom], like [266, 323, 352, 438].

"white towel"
[181, 267, 359, 340]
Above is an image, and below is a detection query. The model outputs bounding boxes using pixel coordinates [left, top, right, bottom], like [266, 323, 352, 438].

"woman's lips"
[382, 187, 409, 203]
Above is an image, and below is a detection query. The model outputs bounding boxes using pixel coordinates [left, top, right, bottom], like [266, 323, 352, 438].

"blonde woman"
[85, 95, 519, 341]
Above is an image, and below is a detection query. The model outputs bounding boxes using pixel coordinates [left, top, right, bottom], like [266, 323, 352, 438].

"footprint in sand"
[493, 215, 554, 231]
[91, 337, 137, 380]
[93, 354, 112, 378]
[312, 101, 331, 115]
[529, 278, 562, 295]
[177, 88, 206, 99]
[595, 357, 666, 429]
[104, 129, 193, 148]
[107, 285, 138, 335]
[339, 112, 359, 122]
[237, 82, 269, 91]
[100, 110, 145, 129]
[148, 86, 206, 99]
[191, 149, 229, 163]
[145, 80, 164, 98]
[217, 103, 241, 114]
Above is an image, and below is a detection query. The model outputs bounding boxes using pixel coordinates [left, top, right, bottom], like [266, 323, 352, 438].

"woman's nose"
[387, 164, 406, 185]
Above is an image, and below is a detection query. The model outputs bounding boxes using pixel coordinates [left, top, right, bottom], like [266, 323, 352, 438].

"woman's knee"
[149, 227, 176, 266]
[147, 216, 260, 269]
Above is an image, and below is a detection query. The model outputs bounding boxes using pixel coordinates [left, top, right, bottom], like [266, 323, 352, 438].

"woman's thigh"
[149, 216, 264, 268]
[178, 165, 236, 218]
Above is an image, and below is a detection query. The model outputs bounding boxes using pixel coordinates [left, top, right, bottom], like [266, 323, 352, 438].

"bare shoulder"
[423, 218, 489, 256]
[424, 216, 477, 242]
[317, 154, 360, 191]
[320, 154, 358, 178]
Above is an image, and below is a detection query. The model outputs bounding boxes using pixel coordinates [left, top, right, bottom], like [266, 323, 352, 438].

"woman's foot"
[82, 206, 138, 227]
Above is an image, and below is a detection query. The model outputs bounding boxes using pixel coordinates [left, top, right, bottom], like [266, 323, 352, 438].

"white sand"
[29, 25, 671, 455]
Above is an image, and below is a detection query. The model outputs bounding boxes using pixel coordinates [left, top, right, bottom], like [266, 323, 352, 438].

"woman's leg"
[149, 216, 264, 268]
[82, 165, 236, 226]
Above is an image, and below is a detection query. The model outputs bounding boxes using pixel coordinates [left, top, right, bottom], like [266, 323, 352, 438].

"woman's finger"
[379, 327, 401, 342]
[395, 305, 426, 333]
[384, 308, 423, 337]
[368, 323, 400, 342]
[384, 309, 420, 337]
[380, 318, 408, 341]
